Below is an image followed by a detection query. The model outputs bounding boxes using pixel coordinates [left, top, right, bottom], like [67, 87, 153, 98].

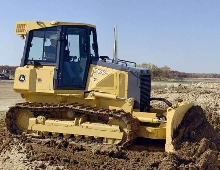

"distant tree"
[160, 66, 171, 78]
[0, 65, 17, 75]
[138, 63, 160, 78]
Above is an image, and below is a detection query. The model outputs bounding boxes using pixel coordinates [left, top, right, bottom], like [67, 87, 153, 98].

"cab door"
[55, 27, 90, 89]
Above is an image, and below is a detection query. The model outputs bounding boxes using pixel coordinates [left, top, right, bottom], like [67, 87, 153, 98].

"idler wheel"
[15, 109, 34, 131]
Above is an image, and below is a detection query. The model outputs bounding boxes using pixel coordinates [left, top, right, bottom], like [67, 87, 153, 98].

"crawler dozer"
[5, 21, 193, 152]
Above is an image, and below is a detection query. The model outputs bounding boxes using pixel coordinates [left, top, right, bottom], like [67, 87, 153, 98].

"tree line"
[0, 66, 17, 74]
[138, 63, 220, 80]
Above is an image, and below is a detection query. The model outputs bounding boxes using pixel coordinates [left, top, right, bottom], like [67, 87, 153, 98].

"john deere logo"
[19, 75, 26, 82]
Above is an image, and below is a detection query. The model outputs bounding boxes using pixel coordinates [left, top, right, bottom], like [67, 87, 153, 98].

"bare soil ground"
[0, 80, 219, 170]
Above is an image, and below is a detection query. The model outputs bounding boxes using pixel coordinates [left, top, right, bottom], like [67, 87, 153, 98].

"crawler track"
[5, 102, 139, 147]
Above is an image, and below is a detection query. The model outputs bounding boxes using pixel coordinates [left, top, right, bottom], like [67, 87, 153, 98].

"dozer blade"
[165, 101, 194, 152]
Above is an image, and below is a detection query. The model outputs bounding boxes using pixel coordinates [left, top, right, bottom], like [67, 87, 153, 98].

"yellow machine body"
[6, 21, 194, 152]
[14, 64, 134, 112]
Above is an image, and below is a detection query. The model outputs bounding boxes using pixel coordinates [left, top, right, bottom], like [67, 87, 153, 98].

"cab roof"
[15, 21, 96, 38]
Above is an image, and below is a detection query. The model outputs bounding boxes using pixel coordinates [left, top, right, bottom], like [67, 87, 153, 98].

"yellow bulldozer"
[5, 21, 193, 152]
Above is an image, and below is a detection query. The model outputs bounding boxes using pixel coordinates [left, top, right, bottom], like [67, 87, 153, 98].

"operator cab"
[21, 25, 99, 90]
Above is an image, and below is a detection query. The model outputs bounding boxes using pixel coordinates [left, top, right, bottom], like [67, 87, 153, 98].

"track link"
[5, 102, 139, 147]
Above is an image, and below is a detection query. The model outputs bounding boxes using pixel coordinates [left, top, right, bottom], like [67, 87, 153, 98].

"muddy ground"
[0, 80, 219, 170]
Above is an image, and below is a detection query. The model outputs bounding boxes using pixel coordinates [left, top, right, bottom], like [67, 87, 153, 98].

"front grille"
[140, 74, 151, 111]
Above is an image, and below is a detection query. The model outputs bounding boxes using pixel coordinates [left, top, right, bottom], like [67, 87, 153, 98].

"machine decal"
[19, 74, 26, 82]
[93, 68, 108, 82]
[93, 72, 98, 82]
[94, 68, 108, 75]
[93, 77, 98, 82]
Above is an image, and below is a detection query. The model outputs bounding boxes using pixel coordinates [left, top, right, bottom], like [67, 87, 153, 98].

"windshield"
[27, 27, 57, 63]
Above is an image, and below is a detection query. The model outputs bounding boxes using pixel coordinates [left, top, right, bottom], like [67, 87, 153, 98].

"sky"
[1, 0, 220, 73]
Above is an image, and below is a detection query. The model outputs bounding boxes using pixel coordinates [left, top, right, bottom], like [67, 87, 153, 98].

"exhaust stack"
[113, 26, 118, 64]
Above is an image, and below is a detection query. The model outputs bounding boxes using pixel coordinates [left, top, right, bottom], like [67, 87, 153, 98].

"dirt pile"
[172, 106, 220, 170]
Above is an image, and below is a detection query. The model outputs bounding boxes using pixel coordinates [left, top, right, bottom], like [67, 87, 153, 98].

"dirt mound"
[173, 106, 220, 150]
[172, 106, 220, 170]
